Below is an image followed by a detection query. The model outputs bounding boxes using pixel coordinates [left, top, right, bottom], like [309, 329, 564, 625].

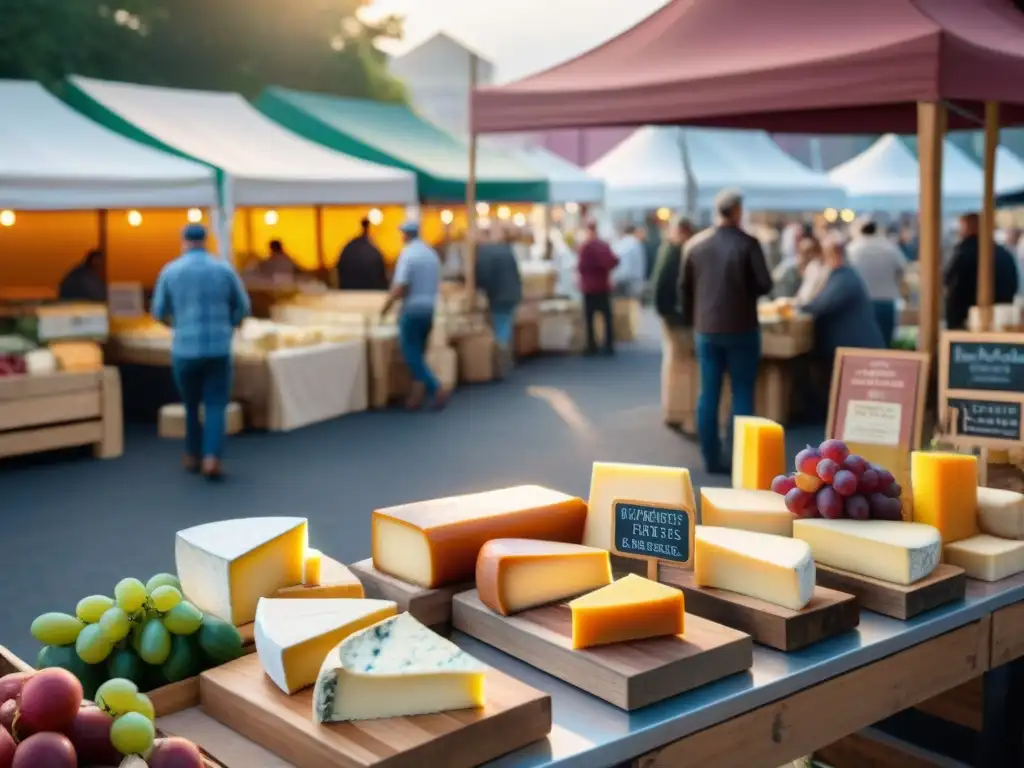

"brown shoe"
[201, 457, 224, 480]
[405, 383, 426, 411]
[183, 455, 200, 474]
[432, 389, 451, 411]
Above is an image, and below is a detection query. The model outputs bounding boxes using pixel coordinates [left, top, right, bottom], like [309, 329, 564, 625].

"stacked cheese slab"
[943, 483, 1024, 582]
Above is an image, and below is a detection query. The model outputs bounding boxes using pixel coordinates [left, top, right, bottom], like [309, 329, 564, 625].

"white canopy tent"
[829, 134, 987, 215]
[67, 76, 417, 208]
[513, 145, 604, 205]
[0, 81, 215, 211]
[996, 146, 1024, 196]
[586, 126, 846, 213]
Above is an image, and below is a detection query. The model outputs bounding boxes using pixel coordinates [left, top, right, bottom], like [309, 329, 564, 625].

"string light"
[476, 202, 490, 216]
[497, 206, 512, 220]
[513, 213, 527, 227]
[127, 210, 143, 227]
[823, 208, 839, 223]
[187, 208, 203, 223]
[564, 202, 580, 214]
[264, 210, 279, 226]
[440, 210, 454, 225]
[656, 208, 672, 222]
[840, 209, 856, 224]
[367, 208, 384, 225]
[0, 210, 15, 227]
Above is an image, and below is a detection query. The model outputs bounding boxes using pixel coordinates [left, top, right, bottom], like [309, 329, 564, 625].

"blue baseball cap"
[183, 223, 207, 241]
[399, 220, 420, 235]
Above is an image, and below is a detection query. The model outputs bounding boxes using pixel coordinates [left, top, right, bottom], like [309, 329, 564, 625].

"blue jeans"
[872, 299, 896, 348]
[171, 355, 232, 460]
[491, 308, 515, 347]
[695, 331, 761, 473]
[399, 309, 439, 398]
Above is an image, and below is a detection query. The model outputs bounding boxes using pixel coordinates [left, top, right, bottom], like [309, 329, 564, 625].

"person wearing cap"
[336, 218, 388, 291]
[847, 218, 907, 347]
[381, 220, 449, 410]
[680, 189, 773, 475]
[151, 223, 251, 479]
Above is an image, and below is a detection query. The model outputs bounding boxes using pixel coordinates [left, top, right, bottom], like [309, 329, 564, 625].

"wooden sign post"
[826, 347, 931, 516]
[610, 499, 695, 580]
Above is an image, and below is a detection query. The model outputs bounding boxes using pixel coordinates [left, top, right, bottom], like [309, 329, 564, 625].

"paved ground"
[0, 325, 820, 662]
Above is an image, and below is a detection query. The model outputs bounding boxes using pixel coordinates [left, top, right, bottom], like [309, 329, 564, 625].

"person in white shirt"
[612, 225, 647, 298]
[846, 219, 907, 347]
[794, 237, 831, 305]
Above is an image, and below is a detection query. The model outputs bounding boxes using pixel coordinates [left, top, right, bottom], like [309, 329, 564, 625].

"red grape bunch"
[770, 439, 904, 521]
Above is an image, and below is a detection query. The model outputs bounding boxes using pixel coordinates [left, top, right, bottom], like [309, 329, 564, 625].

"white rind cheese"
[793, 519, 940, 585]
[694, 526, 814, 610]
[977, 487, 1024, 540]
[175, 517, 308, 625]
[313, 613, 487, 723]
[944, 534, 1024, 582]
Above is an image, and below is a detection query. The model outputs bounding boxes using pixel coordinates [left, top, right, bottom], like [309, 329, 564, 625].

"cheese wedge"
[700, 488, 793, 537]
[694, 526, 814, 610]
[911, 451, 979, 544]
[944, 535, 1024, 582]
[977, 487, 1024, 540]
[731, 417, 786, 491]
[372, 485, 587, 588]
[274, 557, 364, 600]
[313, 613, 486, 723]
[303, 549, 323, 586]
[793, 518, 940, 585]
[175, 517, 308, 625]
[254, 597, 396, 694]
[568, 574, 684, 649]
[476, 539, 612, 616]
[586, 463, 696, 551]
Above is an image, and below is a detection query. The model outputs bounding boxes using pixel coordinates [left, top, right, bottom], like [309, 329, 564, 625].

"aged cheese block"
[303, 549, 323, 586]
[977, 487, 1024, 540]
[694, 526, 814, 610]
[476, 539, 612, 616]
[313, 613, 487, 723]
[49, 341, 103, 372]
[944, 534, 1024, 582]
[568, 574, 684, 649]
[731, 417, 786, 491]
[254, 597, 396, 694]
[586, 463, 696, 551]
[175, 517, 307, 625]
[911, 451, 979, 544]
[274, 557, 364, 600]
[699, 487, 793, 536]
[372, 485, 587, 588]
[793, 518, 940, 585]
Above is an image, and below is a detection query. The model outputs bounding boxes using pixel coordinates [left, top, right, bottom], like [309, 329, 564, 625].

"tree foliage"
[0, 0, 406, 101]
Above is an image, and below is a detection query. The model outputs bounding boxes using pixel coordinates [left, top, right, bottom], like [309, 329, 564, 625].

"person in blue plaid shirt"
[152, 224, 251, 479]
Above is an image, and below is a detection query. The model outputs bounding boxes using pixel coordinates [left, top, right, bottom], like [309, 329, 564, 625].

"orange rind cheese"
[372, 485, 588, 588]
[732, 417, 786, 491]
[568, 574, 684, 649]
[476, 539, 612, 616]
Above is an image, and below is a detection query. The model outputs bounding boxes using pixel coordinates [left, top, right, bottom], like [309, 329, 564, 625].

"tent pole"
[465, 53, 480, 297]
[314, 205, 328, 282]
[916, 101, 946, 362]
[245, 209, 254, 261]
[977, 102, 1000, 332]
[98, 210, 109, 286]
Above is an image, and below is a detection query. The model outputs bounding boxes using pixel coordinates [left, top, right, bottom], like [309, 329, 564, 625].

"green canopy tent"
[256, 87, 549, 205]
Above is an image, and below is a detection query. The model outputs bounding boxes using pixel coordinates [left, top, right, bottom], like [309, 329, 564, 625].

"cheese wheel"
[372, 485, 587, 588]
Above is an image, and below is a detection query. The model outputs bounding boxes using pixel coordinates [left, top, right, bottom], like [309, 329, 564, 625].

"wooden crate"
[0, 368, 123, 460]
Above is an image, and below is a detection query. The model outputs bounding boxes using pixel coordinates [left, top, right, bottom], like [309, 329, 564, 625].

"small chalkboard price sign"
[948, 398, 1022, 442]
[610, 499, 695, 579]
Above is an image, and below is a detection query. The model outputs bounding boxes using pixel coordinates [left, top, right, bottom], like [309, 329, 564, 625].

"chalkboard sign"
[948, 398, 1022, 441]
[947, 340, 1024, 393]
[611, 499, 694, 569]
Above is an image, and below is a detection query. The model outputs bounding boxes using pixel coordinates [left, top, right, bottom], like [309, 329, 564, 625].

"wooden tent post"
[978, 102, 1000, 332]
[465, 53, 480, 296]
[916, 102, 947, 362]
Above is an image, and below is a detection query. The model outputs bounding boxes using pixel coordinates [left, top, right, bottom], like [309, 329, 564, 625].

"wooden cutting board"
[349, 559, 471, 632]
[815, 563, 966, 620]
[200, 653, 551, 768]
[452, 590, 752, 710]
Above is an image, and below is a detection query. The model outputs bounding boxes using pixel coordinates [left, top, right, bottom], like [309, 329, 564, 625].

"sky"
[364, 0, 669, 82]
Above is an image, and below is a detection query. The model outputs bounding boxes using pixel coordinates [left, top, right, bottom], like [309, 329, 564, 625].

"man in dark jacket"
[945, 212, 1019, 330]
[652, 218, 695, 426]
[476, 229, 523, 378]
[337, 218, 389, 291]
[59, 249, 107, 302]
[680, 190, 773, 475]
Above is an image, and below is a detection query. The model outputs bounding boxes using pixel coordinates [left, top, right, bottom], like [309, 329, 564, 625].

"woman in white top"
[794, 236, 831, 305]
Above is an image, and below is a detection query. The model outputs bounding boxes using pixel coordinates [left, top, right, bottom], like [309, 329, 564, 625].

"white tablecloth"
[265, 341, 368, 432]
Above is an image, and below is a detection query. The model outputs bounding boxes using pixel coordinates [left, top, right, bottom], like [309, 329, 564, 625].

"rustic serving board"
[814, 563, 966, 620]
[349, 559, 471, 632]
[658, 567, 860, 651]
[200, 653, 551, 768]
[451, 590, 752, 710]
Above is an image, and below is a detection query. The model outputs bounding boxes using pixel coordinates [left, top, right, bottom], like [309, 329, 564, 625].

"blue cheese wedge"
[313, 613, 487, 723]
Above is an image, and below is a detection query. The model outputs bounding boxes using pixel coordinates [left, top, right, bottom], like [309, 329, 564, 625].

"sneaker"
[201, 457, 225, 480]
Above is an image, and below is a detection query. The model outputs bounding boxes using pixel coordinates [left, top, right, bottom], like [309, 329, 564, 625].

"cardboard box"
[515, 319, 540, 358]
[159, 402, 244, 439]
[457, 330, 495, 384]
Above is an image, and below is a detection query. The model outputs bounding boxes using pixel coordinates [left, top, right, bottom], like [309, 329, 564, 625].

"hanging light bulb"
[187, 208, 203, 223]
[497, 206, 512, 220]
[476, 202, 490, 216]
[512, 213, 527, 227]
[367, 208, 384, 225]
[264, 210, 279, 226]
[656, 208, 672, 222]
[127, 210, 143, 227]
[0, 210, 15, 227]
[823, 208, 839, 223]
[840, 209, 856, 224]
[564, 202, 580, 215]
[440, 209, 455, 225]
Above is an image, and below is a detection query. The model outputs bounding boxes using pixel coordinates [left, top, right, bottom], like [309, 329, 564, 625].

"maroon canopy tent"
[472, 0, 1024, 135]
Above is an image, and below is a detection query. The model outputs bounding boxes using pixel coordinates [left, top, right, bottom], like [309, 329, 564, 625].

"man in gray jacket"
[476, 228, 523, 378]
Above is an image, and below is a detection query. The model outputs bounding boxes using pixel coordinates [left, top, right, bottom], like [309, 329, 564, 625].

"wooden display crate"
[0, 368, 123, 460]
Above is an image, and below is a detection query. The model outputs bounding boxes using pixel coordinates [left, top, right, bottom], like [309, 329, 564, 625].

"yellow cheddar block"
[568, 574, 684, 649]
[275, 557, 364, 600]
[911, 451, 979, 544]
[586, 463, 695, 551]
[732, 417, 786, 491]
[49, 341, 103, 373]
